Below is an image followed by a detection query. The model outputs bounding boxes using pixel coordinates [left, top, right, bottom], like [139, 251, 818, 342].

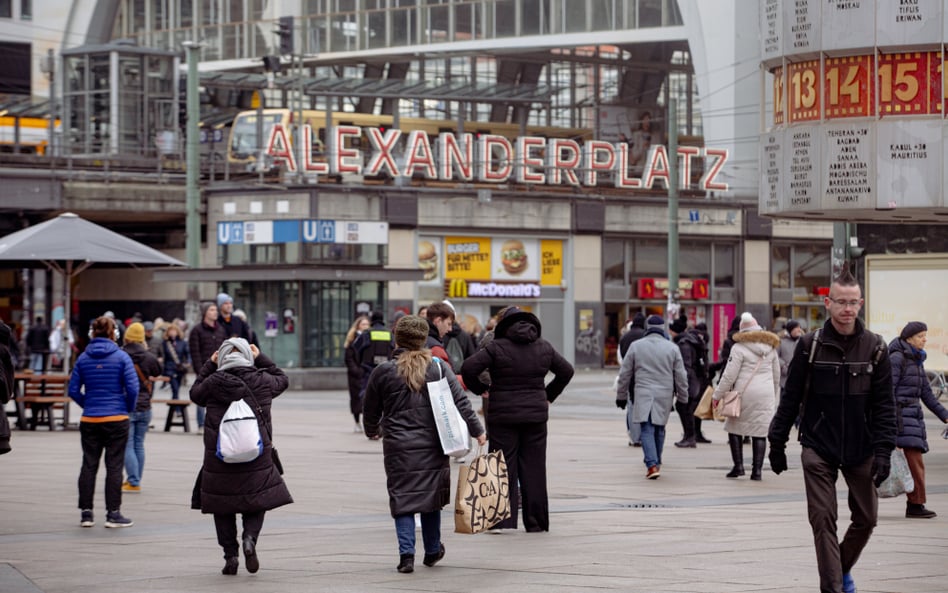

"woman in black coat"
[344, 315, 370, 431]
[889, 322, 948, 519]
[190, 338, 292, 575]
[363, 315, 485, 574]
[461, 307, 574, 532]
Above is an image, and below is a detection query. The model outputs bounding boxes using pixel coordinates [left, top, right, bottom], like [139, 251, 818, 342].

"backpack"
[216, 398, 263, 463]
[444, 336, 465, 373]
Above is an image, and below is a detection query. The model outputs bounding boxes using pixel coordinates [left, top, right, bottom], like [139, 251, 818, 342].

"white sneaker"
[353, 423, 363, 433]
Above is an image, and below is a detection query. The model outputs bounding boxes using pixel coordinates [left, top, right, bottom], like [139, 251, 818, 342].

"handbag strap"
[234, 375, 271, 441]
[166, 340, 182, 366]
[133, 363, 153, 395]
[733, 355, 765, 396]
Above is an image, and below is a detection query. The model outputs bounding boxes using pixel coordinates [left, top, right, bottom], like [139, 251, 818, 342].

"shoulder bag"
[720, 356, 764, 419]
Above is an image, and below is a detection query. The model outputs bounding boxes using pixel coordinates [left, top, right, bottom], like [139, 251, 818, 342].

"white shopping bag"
[426, 359, 471, 458]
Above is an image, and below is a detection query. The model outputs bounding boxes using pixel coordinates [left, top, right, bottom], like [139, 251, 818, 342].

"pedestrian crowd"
[3, 275, 946, 593]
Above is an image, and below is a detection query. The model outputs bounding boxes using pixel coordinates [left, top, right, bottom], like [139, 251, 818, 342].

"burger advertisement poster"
[420, 236, 563, 295]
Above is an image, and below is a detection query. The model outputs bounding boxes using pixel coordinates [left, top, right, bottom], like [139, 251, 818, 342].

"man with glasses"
[768, 271, 896, 593]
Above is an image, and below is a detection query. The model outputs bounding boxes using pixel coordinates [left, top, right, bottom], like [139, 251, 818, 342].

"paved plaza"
[1, 369, 946, 593]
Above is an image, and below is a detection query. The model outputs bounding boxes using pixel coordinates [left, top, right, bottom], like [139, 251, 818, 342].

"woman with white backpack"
[190, 338, 292, 576]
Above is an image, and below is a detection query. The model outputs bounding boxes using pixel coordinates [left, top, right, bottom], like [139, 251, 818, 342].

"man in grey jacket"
[778, 320, 804, 393]
[616, 315, 689, 479]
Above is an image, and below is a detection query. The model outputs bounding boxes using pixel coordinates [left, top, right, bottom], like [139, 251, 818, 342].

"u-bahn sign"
[264, 123, 730, 191]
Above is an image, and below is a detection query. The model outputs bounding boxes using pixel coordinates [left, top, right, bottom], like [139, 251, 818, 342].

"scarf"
[216, 337, 254, 372]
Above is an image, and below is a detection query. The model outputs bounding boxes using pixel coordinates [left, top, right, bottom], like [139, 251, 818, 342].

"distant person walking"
[68, 316, 138, 528]
[25, 315, 50, 373]
[189, 302, 226, 431]
[462, 307, 574, 531]
[769, 272, 895, 593]
[888, 321, 948, 519]
[0, 320, 15, 454]
[363, 315, 485, 573]
[344, 315, 370, 431]
[712, 313, 779, 480]
[120, 322, 161, 493]
[616, 315, 688, 479]
[190, 338, 292, 575]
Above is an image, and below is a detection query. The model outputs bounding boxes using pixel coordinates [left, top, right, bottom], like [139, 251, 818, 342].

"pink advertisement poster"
[712, 303, 736, 362]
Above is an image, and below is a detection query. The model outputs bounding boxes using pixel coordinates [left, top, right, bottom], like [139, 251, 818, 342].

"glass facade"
[771, 242, 831, 332]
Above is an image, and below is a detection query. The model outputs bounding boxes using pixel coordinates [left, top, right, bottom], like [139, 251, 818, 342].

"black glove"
[768, 444, 788, 475]
[615, 398, 627, 410]
[871, 452, 891, 487]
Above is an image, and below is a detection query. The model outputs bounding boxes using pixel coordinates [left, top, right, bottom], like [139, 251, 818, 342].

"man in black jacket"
[768, 272, 896, 593]
[189, 302, 226, 431]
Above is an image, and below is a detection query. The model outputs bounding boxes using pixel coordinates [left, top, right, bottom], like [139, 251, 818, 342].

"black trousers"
[214, 511, 266, 558]
[487, 420, 548, 532]
[801, 448, 877, 593]
[78, 419, 129, 511]
[675, 396, 699, 441]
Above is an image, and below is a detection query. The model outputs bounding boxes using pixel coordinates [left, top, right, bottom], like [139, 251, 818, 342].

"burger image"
[501, 239, 528, 275]
[418, 240, 438, 280]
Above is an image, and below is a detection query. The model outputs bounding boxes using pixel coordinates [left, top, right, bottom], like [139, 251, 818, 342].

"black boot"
[397, 554, 415, 573]
[750, 437, 766, 480]
[694, 418, 712, 443]
[222, 556, 238, 575]
[726, 433, 744, 478]
[906, 503, 937, 518]
[242, 535, 259, 573]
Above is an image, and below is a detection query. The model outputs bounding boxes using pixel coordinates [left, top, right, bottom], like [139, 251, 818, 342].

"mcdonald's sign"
[447, 278, 469, 298]
[692, 279, 709, 300]
[637, 278, 656, 299]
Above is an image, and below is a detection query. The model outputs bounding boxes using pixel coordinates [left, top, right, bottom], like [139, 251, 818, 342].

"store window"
[714, 244, 735, 287]
[793, 244, 830, 299]
[603, 238, 625, 285]
[631, 238, 666, 276]
[680, 241, 710, 277]
[772, 245, 790, 289]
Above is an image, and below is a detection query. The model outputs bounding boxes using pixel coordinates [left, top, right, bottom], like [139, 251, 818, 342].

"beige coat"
[712, 330, 780, 438]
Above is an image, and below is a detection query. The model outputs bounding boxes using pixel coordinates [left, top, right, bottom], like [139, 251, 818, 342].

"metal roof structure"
[197, 71, 556, 105]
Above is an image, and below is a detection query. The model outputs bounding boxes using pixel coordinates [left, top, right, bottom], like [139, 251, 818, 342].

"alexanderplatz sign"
[263, 123, 730, 191]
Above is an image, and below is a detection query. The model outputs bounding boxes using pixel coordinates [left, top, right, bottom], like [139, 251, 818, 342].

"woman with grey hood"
[190, 338, 292, 576]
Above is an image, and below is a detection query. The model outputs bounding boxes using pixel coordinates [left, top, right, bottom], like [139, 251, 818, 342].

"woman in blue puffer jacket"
[889, 321, 948, 519]
[68, 315, 139, 529]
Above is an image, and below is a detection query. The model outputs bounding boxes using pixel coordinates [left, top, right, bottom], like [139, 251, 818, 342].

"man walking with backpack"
[768, 271, 896, 593]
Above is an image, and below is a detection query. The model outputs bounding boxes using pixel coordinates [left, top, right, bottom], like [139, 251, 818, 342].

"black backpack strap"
[797, 328, 822, 441]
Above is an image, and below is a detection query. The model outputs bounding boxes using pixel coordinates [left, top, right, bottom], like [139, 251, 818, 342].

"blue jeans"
[30, 353, 45, 373]
[640, 416, 665, 469]
[124, 409, 151, 486]
[394, 511, 441, 556]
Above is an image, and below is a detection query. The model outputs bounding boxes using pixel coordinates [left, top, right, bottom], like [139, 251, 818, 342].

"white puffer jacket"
[712, 330, 780, 438]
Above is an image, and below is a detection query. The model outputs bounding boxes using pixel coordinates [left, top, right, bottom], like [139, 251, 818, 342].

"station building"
[11, 1, 920, 382]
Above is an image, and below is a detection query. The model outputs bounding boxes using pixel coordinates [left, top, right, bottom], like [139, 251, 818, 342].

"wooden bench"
[151, 398, 192, 432]
[17, 375, 71, 430]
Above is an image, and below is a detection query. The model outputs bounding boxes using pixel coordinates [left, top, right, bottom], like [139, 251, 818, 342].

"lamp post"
[666, 98, 680, 321]
[182, 41, 204, 327]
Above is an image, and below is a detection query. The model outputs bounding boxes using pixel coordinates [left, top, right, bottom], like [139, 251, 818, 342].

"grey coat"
[616, 331, 688, 426]
[777, 334, 799, 388]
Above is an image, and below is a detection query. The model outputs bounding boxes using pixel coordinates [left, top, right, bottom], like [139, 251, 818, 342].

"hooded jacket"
[69, 338, 138, 418]
[675, 328, 708, 400]
[712, 330, 780, 438]
[189, 352, 292, 514]
[122, 342, 162, 412]
[769, 318, 896, 466]
[363, 354, 484, 516]
[889, 337, 948, 452]
[461, 311, 574, 424]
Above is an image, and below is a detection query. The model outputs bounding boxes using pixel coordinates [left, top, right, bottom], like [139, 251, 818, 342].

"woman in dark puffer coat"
[363, 315, 485, 574]
[889, 321, 948, 519]
[461, 307, 574, 532]
[190, 338, 292, 575]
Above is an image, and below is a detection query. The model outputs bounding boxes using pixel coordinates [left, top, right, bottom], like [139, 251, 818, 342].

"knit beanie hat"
[900, 321, 928, 341]
[200, 302, 215, 318]
[739, 312, 761, 332]
[216, 292, 233, 308]
[785, 320, 800, 334]
[646, 315, 665, 331]
[370, 310, 385, 325]
[395, 315, 430, 351]
[124, 322, 146, 344]
[669, 315, 688, 334]
[631, 312, 646, 328]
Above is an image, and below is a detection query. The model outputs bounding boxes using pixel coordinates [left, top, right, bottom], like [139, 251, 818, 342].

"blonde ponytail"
[396, 349, 432, 392]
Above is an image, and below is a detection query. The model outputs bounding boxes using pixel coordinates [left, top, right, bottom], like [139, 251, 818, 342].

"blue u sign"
[217, 222, 245, 244]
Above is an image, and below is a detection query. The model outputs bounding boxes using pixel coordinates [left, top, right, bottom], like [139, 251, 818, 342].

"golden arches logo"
[448, 278, 468, 298]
